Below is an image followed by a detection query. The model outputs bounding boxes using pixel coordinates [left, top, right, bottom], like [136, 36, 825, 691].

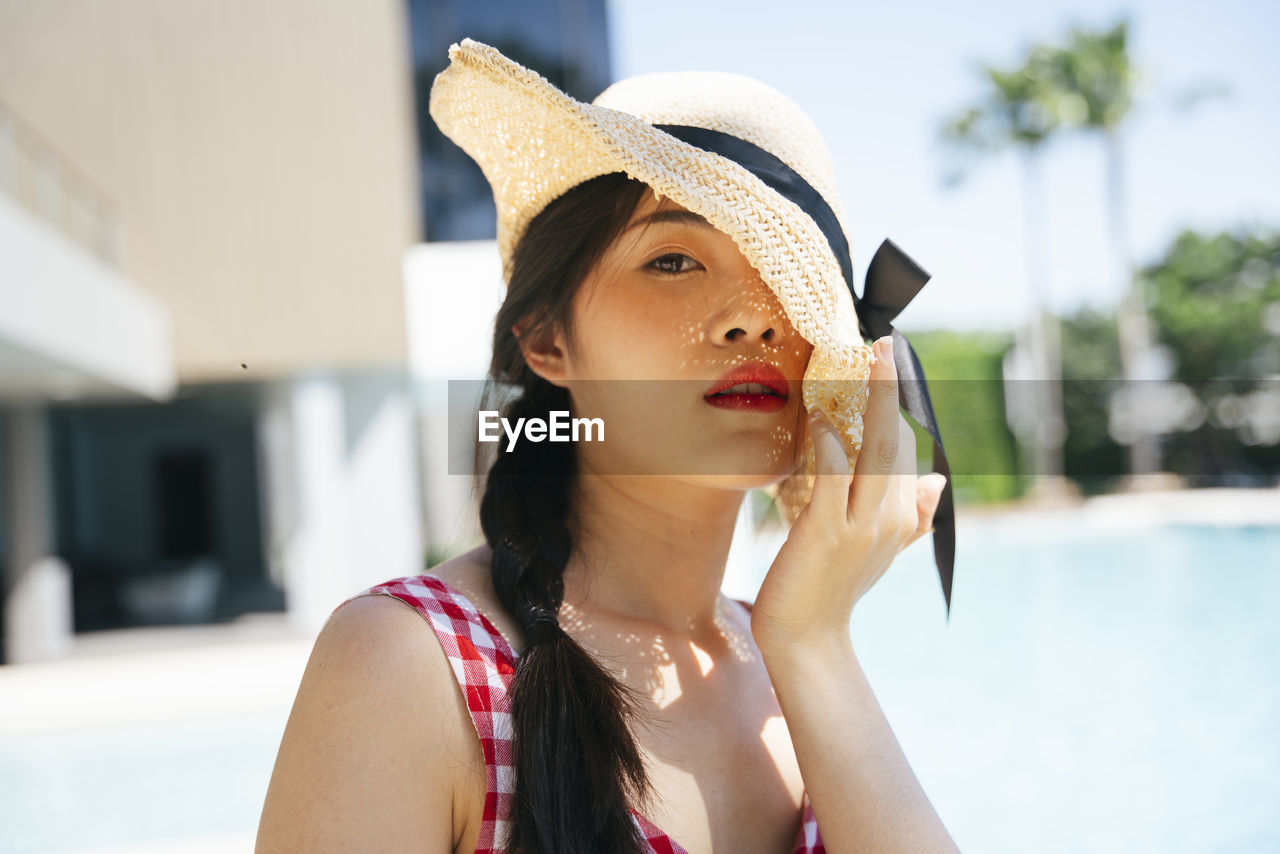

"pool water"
[851, 520, 1280, 854]
[4, 519, 1278, 853]
[1, 714, 282, 853]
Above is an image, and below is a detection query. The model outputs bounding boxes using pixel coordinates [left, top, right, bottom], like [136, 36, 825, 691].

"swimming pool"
[4, 511, 1278, 853]
[853, 516, 1280, 854]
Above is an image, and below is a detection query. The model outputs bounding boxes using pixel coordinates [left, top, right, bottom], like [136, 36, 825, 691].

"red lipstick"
[703, 362, 791, 412]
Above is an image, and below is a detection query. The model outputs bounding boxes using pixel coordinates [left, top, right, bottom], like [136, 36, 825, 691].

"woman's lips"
[703, 362, 790, 412]
[704, 390, 788, 412]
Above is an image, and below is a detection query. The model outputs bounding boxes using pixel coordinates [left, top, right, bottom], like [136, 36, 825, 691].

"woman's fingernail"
[875, 336, 891, 359]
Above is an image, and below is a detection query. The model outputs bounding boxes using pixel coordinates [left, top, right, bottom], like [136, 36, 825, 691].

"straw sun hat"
[430, 38, 954, 614]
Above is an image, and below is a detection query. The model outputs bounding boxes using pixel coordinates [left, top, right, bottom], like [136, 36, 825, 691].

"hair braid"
[474, 173, 658, 853]
[479, 377, 651, 854]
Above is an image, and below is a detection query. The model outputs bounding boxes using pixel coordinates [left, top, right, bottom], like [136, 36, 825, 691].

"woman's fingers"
[807, 336, 943, 552]
[851, 336, 901, 520]
[808, 409, 852, 516]
[894, 413, 921, 534]
[904, 472, 947, 547]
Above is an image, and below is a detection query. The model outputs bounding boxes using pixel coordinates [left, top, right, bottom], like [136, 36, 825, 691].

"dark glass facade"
[406, 0, 612, 241]
[49, 391, 281, 632]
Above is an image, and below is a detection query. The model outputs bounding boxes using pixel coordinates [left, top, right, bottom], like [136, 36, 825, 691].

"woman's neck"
[563, 474, 744, 636]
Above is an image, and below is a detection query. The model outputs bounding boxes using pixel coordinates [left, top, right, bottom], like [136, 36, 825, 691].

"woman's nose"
[708, 270, 787, 345]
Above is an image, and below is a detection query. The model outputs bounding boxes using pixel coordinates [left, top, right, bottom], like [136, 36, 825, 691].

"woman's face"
[546, 191, 814, 489]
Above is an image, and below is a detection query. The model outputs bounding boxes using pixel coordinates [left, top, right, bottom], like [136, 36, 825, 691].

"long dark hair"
[477, 171, 656, 853]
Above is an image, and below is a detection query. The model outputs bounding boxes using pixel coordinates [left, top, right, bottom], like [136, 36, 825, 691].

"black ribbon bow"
[858, 241, 955, 617]
[656, 124, 956, 616]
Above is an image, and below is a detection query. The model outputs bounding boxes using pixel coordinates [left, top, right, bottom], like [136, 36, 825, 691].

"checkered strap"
[339, 575, 518, 851]
[795, 792, 825, 854]
[338, 574, 824, 853]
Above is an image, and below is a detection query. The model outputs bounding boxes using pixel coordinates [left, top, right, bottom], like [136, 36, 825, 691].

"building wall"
[0, 0, 420, 382]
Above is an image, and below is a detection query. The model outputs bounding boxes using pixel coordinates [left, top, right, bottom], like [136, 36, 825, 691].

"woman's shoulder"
[258, 570, 487, 850]
[322, 542, 524, 673]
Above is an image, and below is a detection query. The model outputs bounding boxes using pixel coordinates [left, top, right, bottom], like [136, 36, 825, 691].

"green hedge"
[901, 330, 1024, 505]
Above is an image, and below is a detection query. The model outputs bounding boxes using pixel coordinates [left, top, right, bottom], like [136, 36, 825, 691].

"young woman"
[257, 40, 957, 854]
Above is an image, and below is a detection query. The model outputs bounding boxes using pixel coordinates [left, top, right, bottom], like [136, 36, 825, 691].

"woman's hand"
[751, 335, 947, 656]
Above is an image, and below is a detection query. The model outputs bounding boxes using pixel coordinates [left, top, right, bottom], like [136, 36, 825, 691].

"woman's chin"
[675, 468, 797, 491]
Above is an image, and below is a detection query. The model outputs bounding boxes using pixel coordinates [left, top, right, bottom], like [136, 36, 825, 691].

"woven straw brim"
[429, 40, 878, 516]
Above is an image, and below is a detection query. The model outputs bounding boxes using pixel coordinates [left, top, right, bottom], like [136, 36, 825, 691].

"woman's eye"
[648, 253, 701, 275]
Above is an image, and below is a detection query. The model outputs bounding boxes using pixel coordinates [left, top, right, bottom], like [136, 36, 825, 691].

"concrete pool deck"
[961, 482, 1280, 524]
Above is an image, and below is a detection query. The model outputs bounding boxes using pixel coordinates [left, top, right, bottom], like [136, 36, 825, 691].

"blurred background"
[1, 1, 1276, 852]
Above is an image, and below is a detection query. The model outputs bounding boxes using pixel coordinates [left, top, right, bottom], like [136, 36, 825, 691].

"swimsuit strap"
[337, 574, 518, 853]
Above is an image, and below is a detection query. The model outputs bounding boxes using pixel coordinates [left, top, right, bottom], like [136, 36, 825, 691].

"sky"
[606, 0, 1280, 332]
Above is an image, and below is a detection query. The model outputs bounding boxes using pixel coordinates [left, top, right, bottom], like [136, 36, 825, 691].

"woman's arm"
[760, 634, 959, 853]
[256, 595, 477, 853]
[750, 336, 958, 853]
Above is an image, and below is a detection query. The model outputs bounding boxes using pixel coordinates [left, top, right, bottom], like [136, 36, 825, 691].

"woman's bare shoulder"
[427, 543, 494, 595]
[256, 587, 484, 852]
[428, 543, 525, 653]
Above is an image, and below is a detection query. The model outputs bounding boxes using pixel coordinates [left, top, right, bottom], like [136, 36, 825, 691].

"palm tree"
[941, 47, 1071, 497]
[1039, 18, 1162, 478]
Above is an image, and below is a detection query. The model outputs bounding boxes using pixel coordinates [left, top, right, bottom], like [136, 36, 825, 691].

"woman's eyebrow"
[623, 209, 713, 233]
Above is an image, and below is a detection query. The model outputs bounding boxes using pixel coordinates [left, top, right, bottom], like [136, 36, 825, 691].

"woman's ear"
[512, 316, 571, 388]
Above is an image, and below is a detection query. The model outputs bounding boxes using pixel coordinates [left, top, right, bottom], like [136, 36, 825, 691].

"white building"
[0, 0, 617, 663]
[0, 1, 425, 660]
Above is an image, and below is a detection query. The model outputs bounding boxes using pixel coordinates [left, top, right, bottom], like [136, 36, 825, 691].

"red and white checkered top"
[338, 573, 826, 854]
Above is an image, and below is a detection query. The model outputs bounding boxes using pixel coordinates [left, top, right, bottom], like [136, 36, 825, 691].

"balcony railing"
[0, 99, 123, 267]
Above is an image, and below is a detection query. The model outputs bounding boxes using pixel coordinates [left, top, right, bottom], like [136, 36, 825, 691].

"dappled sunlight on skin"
[655, 275, 811, 373]
[549, 593, 804, 851]
[690, 643, 715, 677]
[636, 271, 811, 397]
[559, 192, 816, 486]
[438, 524, 806, 849]
[555, 592, 756, 696]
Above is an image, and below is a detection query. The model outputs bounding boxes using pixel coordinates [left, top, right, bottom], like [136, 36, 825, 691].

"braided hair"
[478, 172, 654, 854]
